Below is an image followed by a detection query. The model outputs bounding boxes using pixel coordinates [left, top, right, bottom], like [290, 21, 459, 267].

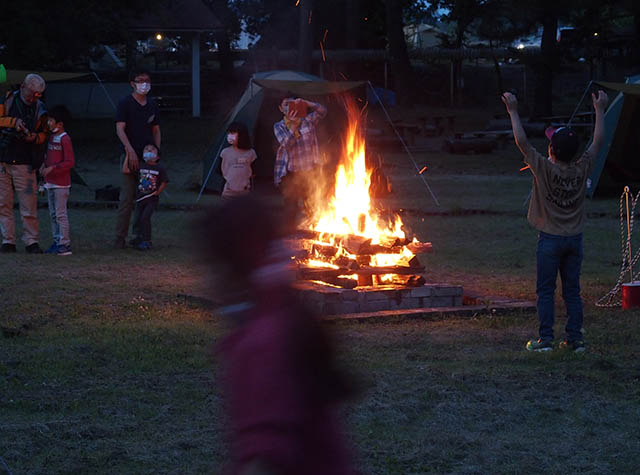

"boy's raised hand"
[501, 92, 518, 114]
[592, 90, 608, 112]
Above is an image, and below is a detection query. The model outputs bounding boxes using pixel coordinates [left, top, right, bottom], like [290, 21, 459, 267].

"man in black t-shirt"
[113, 69, 161, 249]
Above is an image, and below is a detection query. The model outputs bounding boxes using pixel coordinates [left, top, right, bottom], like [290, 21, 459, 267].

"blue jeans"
[536, 232, 583, 342]
[46, 187, 70, 246]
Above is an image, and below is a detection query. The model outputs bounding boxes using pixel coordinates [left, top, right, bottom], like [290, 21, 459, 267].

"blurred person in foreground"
[197, 195, 359, 475]
[502, 90, 608, 353]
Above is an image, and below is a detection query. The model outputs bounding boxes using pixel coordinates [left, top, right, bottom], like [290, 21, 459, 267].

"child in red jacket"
[40, 105, 75, 255]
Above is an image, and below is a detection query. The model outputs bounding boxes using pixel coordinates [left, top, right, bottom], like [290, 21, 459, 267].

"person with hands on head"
[0, 73, 48, 254]
[502, 89, 609, 353]
[273, 95, 327, 231]
[113, 69, 161, 249]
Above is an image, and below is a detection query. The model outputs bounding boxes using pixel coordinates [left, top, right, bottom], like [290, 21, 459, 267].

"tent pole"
[197, 150, 223, 202]
[86, 83, 94, 117]
[568, 80, 593, 125]
[367, 81, 440, 207]
[92, 72, 117, 111]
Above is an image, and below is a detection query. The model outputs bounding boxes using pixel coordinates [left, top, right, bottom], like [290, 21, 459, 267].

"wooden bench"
[444, 136, 497, 154]
[417, 115, 457, 136]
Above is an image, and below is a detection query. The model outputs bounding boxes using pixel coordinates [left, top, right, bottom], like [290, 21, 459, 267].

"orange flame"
[306, 98, 413, 272]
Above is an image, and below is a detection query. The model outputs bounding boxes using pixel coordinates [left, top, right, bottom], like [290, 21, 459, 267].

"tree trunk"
[492, 54, 504, 97]
[125, 34, 137, 72]
[385, 0, 412, 104]
[346, 0, 360, 49]
[453, 22, 466, 106]
[633, 2, 640, 65]
[216, 31, 234, 80]
[533, 12, 557, 118]
[297, 0, 314, 73]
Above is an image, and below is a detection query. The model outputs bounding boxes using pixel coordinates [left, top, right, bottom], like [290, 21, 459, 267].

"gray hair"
[23, 73, 46, 92]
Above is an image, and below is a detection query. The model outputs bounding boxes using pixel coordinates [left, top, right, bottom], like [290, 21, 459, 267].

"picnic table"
[537, 111, 594, 123]
[392, 121, 422, 145]
[388, 113, 459, 145]
[417, 114, 457, 136]
[459, 130, 513, 149]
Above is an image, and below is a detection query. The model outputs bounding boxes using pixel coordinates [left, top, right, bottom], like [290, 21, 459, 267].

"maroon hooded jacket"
[218, 285, 357, 475]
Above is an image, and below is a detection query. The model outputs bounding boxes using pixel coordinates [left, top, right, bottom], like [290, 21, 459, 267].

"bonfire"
[293, 99, 431, 289]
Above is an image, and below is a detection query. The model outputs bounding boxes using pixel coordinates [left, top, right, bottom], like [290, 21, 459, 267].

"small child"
[41, 105, 75, 256]
[131, 144, 168, 250]
[220, 122, 257, 199]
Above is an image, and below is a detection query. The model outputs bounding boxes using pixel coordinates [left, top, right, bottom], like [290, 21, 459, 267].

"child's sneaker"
[136, 241, 152, 251]
[559, 340, 585, 353]
[45, 243, 59, 254]
[56, 245, 72, 256]
[525, 338, 553, 352]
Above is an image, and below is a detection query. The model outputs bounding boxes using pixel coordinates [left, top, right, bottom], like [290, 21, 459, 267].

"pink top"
[221, 147, 257, 197]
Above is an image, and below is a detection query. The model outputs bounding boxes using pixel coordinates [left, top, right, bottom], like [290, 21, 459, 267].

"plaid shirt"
[273, 102, 327, 185]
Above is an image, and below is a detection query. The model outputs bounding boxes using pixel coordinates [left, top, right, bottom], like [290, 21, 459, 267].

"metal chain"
[596, 188, 640, 307]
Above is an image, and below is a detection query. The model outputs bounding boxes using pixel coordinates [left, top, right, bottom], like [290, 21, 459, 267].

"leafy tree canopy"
[0, 0, 165, 70]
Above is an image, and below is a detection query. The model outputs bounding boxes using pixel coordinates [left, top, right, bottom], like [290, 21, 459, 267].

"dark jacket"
[0, 90, 48, 168]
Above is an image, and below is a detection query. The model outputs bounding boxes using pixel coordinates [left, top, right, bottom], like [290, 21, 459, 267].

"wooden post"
[450, 61, 454, 107]
[297, 0, 314, 73]
[191, 32, 201, 118]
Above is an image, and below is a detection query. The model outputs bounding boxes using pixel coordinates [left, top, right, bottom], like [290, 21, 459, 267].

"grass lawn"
[1, 109, 639, 474]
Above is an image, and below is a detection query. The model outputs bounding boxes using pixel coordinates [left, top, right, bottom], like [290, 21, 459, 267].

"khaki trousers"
[0, 163, 39, 246]
[115, 172, 138, 240]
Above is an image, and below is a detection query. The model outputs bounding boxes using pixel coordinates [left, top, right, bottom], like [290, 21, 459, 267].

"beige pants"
[0, 163, 39, 245]
[115, 171, 138, 240]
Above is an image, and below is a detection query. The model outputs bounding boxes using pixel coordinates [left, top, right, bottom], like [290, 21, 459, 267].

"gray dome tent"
[587, 75, 640, 197]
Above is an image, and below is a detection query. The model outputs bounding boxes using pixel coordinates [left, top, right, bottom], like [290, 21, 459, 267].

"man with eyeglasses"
[0, 73, 48, 253]
[113, 69, 161, 249]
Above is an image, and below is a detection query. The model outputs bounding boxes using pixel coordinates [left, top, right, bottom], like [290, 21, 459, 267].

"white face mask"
[227, 133, 238, 145]
[135, 82, 151, 95]
[142, 151, 157, 162]
[48, 119, 59, 134]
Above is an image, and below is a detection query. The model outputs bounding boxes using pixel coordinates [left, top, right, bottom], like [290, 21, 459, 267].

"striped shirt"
[273, 102, 327, 185]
